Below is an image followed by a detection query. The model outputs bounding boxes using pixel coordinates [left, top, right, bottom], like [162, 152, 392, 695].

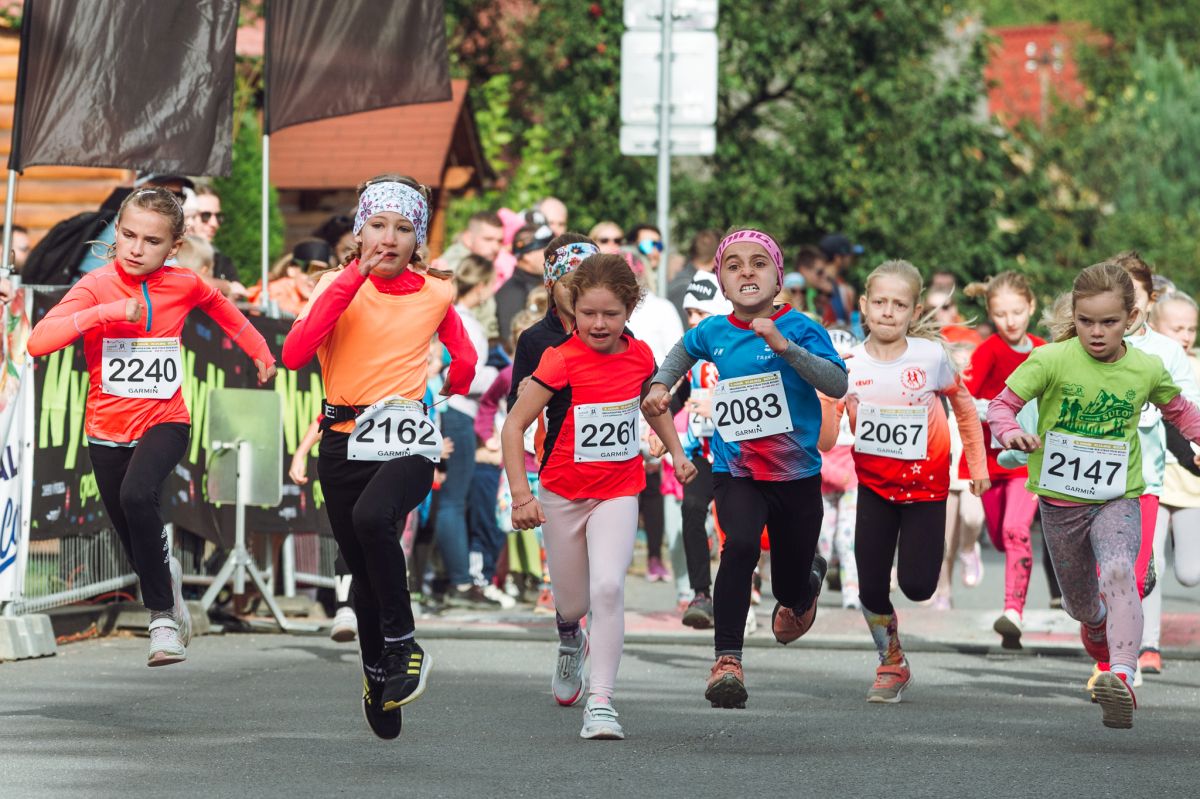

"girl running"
[822, 260, 989, 704]
[502, 254, 696, 740]
[27, 187, 276, 667]
[961, 272, 1045, 648]
[989, 261, 1200, 729]
[282, 175, 478, 740]
[643, 228, 848, 710]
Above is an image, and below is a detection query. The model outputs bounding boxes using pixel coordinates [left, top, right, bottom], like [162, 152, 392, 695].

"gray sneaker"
[169, 557, 192, 648]
[580, 695, 625, 740]
[147, 617, 186, 667]
[552, 629, 588, 707]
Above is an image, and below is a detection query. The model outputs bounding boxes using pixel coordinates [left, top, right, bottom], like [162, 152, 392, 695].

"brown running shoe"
[704, 656, 748, 709]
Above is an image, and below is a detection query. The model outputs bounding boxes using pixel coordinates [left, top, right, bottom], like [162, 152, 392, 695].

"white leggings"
[540, 488, 639, 700]
[1142, 505, 1200, 651]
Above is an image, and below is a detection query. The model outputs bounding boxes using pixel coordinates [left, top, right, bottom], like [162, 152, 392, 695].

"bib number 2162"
[348, 397, 442, 462]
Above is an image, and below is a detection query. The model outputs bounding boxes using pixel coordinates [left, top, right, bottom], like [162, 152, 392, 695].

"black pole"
[7, 0, 35, 171]
[262, 0, 271, 134]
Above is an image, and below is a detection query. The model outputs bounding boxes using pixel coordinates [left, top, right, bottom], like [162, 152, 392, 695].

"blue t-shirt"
[683, 307, 843, 480]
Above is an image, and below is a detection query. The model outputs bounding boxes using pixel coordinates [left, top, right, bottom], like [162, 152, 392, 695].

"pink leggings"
[540, 488, 639, 701]
[981, 478, 1039, 614]
[1039, 498, 1142, 674]
[1134, 494, 1160, 598]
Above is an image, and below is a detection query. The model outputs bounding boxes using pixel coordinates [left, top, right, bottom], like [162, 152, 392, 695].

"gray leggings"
[1039, 498, 1142, 673]
[1141, 505, 1200, 651]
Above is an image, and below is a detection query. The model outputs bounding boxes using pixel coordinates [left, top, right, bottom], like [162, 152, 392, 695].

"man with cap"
[494, 223, 553, 337]
[818, 233, 863, 325]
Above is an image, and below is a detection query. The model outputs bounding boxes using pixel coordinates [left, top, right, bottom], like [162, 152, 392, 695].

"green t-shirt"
[1005, 337, 1180, 502]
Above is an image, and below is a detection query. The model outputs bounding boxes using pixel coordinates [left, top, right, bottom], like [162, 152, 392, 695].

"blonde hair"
[175, 235, 214, 274]
[1044, 261, 1137, 342]
[962, 270, 1035, 308]
[1150, 290, 1199, 325]
[91, 186, 187, 262]
[454, 254, 494, 300]
[510, 309, 538, 353]
[863, 259, 942, 342]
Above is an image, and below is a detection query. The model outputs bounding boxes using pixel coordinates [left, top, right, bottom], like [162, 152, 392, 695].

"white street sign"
[620, 30, 718, 127]
[624, 0, 719, 31]
[620, 124, 716, 156]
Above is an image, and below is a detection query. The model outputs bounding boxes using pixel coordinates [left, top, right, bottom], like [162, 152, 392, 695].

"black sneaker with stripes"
[380, 640, 433, 711]
[362, 665, 402, 740]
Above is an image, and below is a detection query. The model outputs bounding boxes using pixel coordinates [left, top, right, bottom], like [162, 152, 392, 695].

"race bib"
[101, 338, 182, 400]
[688, 388, 716, 439]
[348, 396, 442, 462]
[574, 397, 640, 463]
[1039, 431, 1128, 501]
[854, 404, 928, 460]
[711, 371, 793, 442]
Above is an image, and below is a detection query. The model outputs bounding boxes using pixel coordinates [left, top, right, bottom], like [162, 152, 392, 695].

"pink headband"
[714, 230, 784, 296]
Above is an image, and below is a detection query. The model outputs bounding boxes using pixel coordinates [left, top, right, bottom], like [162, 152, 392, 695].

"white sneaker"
[744, 606, 758, 637]
[1132, 665, 1144, 688]
[482, 582, 517, 610]
[169, 556, 192, 648]
[330, 606, 358, 643]
[552, 629, 588, 706]
[993, 608, 1023, 650]
[147, 617, 186, 667]
[580, 695, 625, 740]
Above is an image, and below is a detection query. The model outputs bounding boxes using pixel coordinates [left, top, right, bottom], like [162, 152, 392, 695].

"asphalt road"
[3, 634, 1199, 799]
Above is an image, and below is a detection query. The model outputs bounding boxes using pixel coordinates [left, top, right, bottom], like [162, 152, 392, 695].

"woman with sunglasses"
[588, 221, 625, 255]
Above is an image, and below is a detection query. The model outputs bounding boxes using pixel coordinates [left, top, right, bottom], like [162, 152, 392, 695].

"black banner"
[10, 0, 239, 175]
[266, 0, 451, 133]
[29, 289, 329, 545]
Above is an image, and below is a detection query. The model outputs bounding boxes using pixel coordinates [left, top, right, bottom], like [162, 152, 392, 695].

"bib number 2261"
[574, 397, 640, 463]
[348, 397, 442, 462]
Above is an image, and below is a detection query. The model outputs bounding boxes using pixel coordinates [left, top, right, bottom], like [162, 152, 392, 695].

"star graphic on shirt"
[909, 464, 922, 475]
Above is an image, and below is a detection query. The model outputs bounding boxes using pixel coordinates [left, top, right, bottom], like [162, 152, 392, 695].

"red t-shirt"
[960, 333, 1045, 479]
[532, 333, 655, 500]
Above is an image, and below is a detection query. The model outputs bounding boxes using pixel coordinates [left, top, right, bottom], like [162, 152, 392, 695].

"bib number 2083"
[711, 371, 793, 442]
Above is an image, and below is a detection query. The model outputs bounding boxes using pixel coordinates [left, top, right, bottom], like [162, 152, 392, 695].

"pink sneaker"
[958, 543, 983, 588]
[646, 556, 670, 583]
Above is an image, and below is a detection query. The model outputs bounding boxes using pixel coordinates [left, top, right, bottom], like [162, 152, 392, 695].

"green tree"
[212, 110, 285, 286]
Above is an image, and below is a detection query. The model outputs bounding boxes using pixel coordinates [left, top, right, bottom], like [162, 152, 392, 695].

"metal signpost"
[621, 0, 718, 297]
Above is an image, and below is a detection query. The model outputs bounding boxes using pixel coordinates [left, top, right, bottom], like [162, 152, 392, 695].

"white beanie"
[682, 271, 733, 316]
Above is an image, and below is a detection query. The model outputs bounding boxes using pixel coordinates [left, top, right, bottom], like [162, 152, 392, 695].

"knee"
[1176, 562, 1200, 588]
[351, 503, 398, 541]
[899, 574, 938, 603]
[1099, 561, 1135, 590]
[118, 481, 156, 515]
[591, 577, 624, 613]
[681, 495, 708, 519]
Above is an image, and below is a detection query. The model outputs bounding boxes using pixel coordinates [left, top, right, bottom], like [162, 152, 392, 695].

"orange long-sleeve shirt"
[27, 260, 274, 443]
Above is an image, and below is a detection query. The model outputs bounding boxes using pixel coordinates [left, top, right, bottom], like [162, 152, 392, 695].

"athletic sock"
[715, 649, 742, 662]
[1110, 663, 1135, 681]
[382, 632, 415, 647]
[149, 609, 174, 623]
[1084, 601, 1108, 632]
[862, 608, 904, 665]
[556, 612, 581, 644]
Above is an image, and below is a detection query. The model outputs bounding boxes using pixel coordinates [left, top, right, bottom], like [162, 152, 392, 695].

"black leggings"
[639, 468, 664, 559]
[713, 473, 823, 653]
[855, 485, 946, 615]
[89, 423, 190, 612]
[680, 456, 714, 594]
[318, 431, 434, 665]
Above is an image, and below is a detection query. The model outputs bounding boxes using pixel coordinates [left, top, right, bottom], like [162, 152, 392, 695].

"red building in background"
[985, 24, 1094, 127]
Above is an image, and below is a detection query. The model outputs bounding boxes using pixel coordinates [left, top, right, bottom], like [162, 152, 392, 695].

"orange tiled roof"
[269, 80, 469, 190]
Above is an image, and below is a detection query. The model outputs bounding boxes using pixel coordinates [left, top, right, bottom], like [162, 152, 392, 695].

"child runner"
[281, 175, 478, 740]
[822, 260, 989, 704]
[1145, 292, 1200, 675]
[961, 272, 1045, 648]
[818, 326, 861, 610]
[989, 261, 1200, 729]
[644, 228, 848, 710]
[502, 254, 696, 740]
[677, 270, 734, 628]
[27, 187, 276, 666]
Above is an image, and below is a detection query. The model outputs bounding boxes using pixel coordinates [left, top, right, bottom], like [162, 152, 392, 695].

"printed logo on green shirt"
[1054, 386, 1138, 438]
